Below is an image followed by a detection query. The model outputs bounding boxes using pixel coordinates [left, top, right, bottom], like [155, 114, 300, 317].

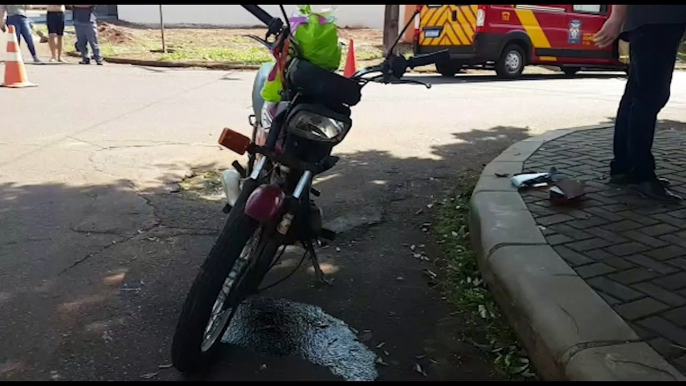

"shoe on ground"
[79, 59, 90, 65]
[609, 173, 669, 187]
[96, 61, 104, 66]
[49, 58, 56, 63]
[33, 57, 43, 64]
[630, 180, 682, 203]
[58, 58, 68, 63]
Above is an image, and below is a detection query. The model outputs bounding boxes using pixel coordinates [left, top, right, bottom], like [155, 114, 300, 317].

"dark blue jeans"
[611, 23, 686, 182]
[7, 14, 37, 58]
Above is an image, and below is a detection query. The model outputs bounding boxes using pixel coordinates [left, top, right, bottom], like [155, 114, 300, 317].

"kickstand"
[305, 240, 333, 286]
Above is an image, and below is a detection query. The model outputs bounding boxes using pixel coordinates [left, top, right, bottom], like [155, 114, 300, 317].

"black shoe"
[630, 180, 682, 203]
[96, 61, 104, 66]
[609, 173, 669, 187]
[79, 59, 90, 65]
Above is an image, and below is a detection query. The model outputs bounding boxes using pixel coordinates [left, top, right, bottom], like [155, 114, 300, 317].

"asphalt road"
[1, 60, 686, 381]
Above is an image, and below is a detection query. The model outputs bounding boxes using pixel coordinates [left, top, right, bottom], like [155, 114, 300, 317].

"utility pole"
[159, 5, 167, 53]
[382, 5, 400, 56]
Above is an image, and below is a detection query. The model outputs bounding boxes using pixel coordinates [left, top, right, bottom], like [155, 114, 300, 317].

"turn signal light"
[218, 128, 251, 155]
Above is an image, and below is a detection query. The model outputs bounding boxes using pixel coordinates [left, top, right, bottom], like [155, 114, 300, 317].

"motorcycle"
[171, 4, 449, 375]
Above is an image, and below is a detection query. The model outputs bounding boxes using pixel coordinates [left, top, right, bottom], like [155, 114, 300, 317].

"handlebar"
[407, 50, 450, 69]
[242, 5, 283, 36]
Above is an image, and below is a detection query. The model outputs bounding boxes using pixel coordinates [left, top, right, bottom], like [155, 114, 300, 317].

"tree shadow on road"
[0, 124, 531, 381]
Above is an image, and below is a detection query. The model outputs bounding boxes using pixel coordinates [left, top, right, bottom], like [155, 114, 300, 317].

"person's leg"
[56, 13, 65, 62]
[87, 21, 102, 64]
[47, 13, 57, 60]
[6, 15, 22, 45]
[74, 22, 90, 63]
[610, 65, 635, 179]
[17, 16, 39, 60]
[626, 22, 686, 200]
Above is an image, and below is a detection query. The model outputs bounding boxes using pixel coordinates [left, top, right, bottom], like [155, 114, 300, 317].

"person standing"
[595, 5, 686, 202]
[46, 4, 66, 62]
[72, 4, 102, 65]
[0, 4, 42, 63]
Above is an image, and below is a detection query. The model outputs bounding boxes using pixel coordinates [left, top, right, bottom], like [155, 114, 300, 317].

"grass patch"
[160, 46, 273, 64]
[434, 179, 537, 380]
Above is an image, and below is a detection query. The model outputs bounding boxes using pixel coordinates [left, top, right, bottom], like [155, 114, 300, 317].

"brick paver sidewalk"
[521, 126, 686, 374]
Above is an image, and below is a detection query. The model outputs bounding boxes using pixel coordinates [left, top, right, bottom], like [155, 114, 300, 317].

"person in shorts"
[46, 5, 66, 62]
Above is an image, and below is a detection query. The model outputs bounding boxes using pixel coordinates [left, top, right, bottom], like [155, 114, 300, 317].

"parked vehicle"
[170, 4, 448, 375]
[413, 4, 629, 79]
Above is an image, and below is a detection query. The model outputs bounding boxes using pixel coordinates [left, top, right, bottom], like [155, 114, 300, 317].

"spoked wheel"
[171, 213, 263, 375]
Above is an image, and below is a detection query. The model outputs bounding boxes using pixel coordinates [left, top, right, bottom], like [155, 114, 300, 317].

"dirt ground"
[61, 21, 390, 66]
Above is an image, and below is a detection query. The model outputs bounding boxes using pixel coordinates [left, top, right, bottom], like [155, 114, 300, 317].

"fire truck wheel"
[496, 44, 526, 79]
[435, 60, 463, 77]
[562, 67, 580, 77]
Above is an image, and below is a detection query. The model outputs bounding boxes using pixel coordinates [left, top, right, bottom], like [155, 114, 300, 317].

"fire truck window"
[573, 5, 602, 14]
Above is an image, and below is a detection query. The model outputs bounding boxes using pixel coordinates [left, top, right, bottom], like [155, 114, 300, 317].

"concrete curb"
[469, 124, 686, 381]
[66, 51, 261, 70]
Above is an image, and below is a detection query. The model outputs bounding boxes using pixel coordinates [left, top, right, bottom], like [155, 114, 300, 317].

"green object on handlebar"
[292, 6, 341, 71]
[261, 5, 342, 103]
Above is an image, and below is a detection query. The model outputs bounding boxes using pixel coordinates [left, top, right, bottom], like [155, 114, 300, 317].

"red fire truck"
[413, 4, 629, 79]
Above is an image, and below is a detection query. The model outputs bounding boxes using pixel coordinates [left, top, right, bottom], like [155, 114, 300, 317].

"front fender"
[244, 184, 286, 224]
[252, 62, 275, 121]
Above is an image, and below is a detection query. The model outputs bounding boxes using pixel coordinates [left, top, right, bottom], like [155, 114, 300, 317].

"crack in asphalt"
[0, 77, 222, 168]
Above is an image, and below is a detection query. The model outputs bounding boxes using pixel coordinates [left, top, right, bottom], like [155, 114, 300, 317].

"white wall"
[117, 5, 406, 30]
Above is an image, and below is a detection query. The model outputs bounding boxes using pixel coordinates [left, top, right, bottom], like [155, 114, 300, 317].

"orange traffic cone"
[2, 25, 37, 88]
[343, 39, 357, 78]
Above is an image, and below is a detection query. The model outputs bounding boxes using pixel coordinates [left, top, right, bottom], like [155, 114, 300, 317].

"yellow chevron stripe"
[444, 23, 461, 46]
[435, 9, 459, 46]
[456, 7, 474, 42]
[461, 5, 476, 27]
[513, 9, 550, 48]
[451, 17, 470, 45]
[426, 6, 444, 27]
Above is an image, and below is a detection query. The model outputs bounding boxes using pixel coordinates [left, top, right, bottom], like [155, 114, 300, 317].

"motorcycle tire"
[171, 212, 261, 375]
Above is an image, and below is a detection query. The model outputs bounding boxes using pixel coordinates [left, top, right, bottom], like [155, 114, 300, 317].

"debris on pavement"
[549, 179, 585, 205]
[140, 372, 159, 379]
[511, 167, 557, 189]
[260, 364, 267, 371]
[376, 342, 386, 349]
[494, 172, 510, 178]
[375, 357, 389, 366]
[414, 363, 428, 377]
[157, 363, 173, 369]
[358, 330, 373, 342]
[164, 183, 181, 193]
[423, 269, 438, 280]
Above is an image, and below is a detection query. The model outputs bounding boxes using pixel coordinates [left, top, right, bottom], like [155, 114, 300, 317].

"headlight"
[287, 111, 351, 143]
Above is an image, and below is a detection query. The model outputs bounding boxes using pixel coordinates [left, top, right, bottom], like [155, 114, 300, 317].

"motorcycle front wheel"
[171, 212, 262, 375]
